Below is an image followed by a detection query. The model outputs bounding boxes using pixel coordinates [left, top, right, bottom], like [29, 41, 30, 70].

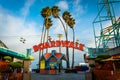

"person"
[4, 73, 8, 80]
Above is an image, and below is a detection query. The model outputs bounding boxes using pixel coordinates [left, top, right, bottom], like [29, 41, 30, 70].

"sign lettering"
[33, 40, 84, 52]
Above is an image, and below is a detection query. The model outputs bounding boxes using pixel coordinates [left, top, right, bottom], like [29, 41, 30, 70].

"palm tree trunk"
[42, 28, 47, 54]
[58, 16, 70, 68]
[39, 22, 45, 70]
[58, 16, 66, 33]
[72, 28, 75, 69]
[66, 24, 70, 69]
[46, 29, 49, 53]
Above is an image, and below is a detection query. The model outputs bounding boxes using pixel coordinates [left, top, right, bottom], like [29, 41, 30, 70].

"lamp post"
[48, 36, 52, 42]
[57, 34, 63, 73]
[76, 39, 79, 44]
[46, 36, 52, 53]
[57, 34, 63, 53]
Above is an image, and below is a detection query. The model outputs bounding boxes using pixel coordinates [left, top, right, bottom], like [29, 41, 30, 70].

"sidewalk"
[32, 72, 85, 80]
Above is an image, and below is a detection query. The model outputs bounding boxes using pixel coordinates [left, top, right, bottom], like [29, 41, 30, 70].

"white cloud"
[74, 0, 81, 5]
[0, 6, 41, 53]
[49, 17, 74, 41]
[0, 0, 92, 68]
[74, 0, 84, 13]
[75, 5, 84, 14]
[71, 0, 85, 18]
[0, 14, 39, 36]
[85, 38, 95, 48]
[20, 0, 35, 20]
[52, 19, 64, 34]
[56, 1, 68, 10]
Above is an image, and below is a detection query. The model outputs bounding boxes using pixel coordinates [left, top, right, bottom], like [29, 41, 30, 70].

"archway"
[32, 40, 86, 74]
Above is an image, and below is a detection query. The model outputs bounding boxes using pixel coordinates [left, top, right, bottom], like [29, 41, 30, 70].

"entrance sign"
[33, 40, 84, 52]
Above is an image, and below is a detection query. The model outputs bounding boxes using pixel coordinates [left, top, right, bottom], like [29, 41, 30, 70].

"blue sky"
[0, 0, 120, 68]
[0, 0, 98, 38]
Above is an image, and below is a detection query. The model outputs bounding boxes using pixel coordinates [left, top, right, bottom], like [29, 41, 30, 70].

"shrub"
[95, 58, 103, 62]
[89, 64, 95, 67]
[3, 56, 12, 62]
[95, 54, 111, 62]
[9, 62, 22, 68]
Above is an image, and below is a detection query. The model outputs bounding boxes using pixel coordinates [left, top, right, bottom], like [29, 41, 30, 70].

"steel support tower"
[92, 0, 120, 57]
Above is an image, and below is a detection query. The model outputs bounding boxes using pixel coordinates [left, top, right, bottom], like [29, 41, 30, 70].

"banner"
[33, 40, 84, 52]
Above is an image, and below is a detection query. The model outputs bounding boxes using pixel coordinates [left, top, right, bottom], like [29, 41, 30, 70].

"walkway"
[32, 72, 85, 80]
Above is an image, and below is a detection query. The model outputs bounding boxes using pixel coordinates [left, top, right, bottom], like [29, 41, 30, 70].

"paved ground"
[32, 72, 85, 80]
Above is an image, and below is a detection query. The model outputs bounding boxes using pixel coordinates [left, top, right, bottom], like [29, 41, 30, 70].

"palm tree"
[51, 6, 60, 18]
[51, 6, 66, 34]
[62, 11, 72, 68]
[45, 18, 52, 53]
[62, 11, 71, 23]
[39, 7, 51, 70]
[41, 6, 52, 54]
[68, 17, 75, 68]
[41, 7, 51, 19]
[52, 6, 70, 68]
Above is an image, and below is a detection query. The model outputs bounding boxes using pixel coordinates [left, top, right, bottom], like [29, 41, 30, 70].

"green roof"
[0, 47, 27, 59]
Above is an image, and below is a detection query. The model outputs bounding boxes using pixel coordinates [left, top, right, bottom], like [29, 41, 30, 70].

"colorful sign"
[33, 40, 84, 52]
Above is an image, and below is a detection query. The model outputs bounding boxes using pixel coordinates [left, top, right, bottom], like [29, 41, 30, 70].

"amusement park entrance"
[30, 5, 88, 75]
[32, 40, 85, 74]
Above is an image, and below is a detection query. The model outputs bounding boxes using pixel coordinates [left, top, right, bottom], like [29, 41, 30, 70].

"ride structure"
[91, 0, 120, 58]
